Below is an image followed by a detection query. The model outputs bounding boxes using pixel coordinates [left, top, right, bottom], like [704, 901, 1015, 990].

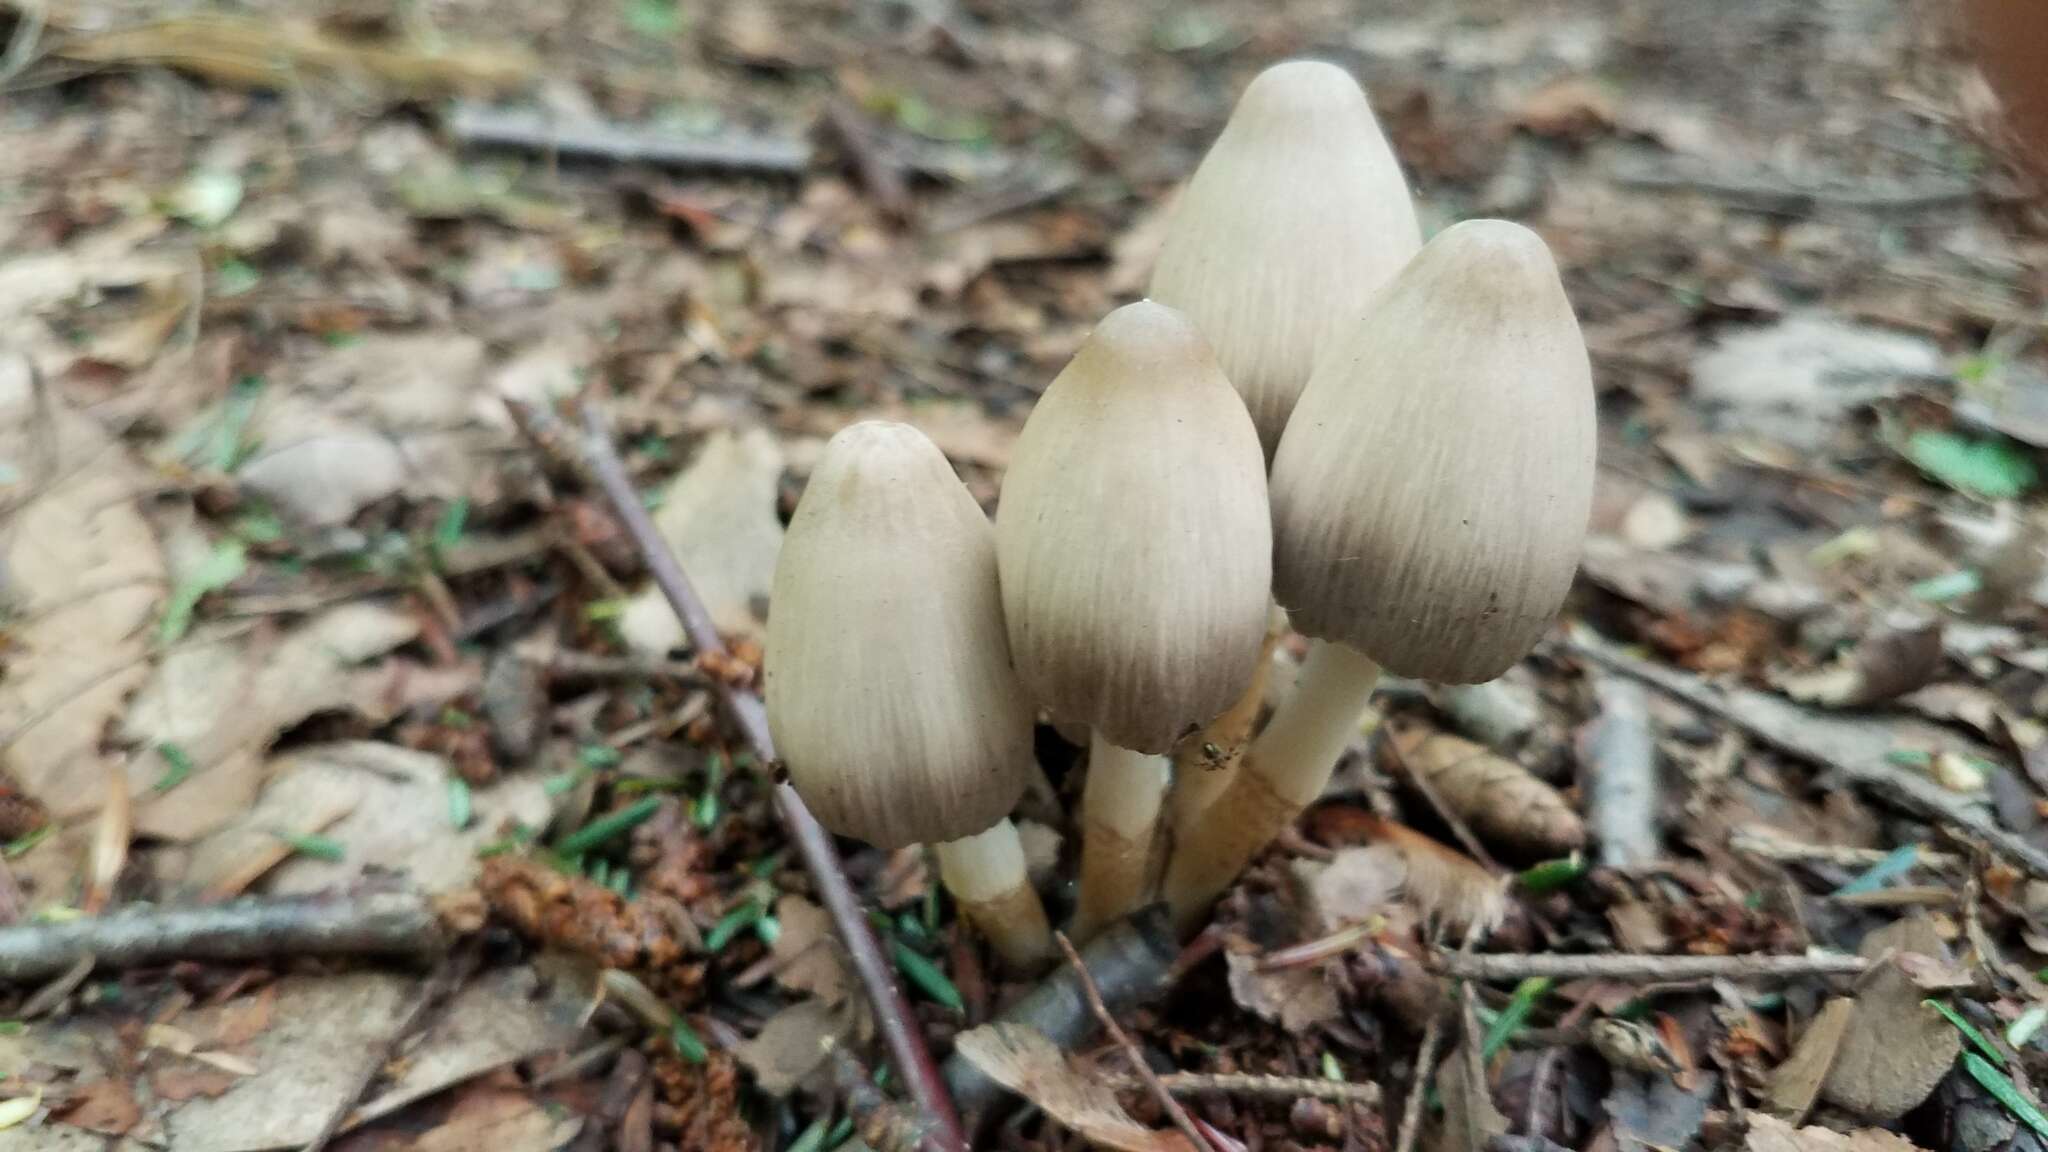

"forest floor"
[6, 1, 2048, 1151]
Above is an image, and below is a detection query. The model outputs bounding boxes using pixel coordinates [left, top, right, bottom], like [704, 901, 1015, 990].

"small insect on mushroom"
[996, 301, 1271, 942]
[1163, 220, 1598, 932]
[766, 421, 1054, 968]
[1149, 59, 1422, 459]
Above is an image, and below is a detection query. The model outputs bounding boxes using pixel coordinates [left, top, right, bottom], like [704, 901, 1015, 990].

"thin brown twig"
[1439, 951, 1870, 984]
[1102, 1071, 1381, 1106]
[1522, 991, 1597, 1139]
[580, 405, 966, 1152]
[1391, 985, 1447, 1152]
[1055, 930, 1217, 1152]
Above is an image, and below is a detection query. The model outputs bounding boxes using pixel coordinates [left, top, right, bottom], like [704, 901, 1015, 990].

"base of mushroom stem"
[1161, 763, 1304, 934]
[1071, 820, 1154, 944]
[955, 884, 1056, 970]
[1072, 737, 1169, 944]
[935, 820, 1055, 970]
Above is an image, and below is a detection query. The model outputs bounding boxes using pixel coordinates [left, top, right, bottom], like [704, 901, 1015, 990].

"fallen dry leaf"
[408, 1085, 582, 1152]
[769, 894, 848, 1005]
[0, 353, 168, 821]
[1820, 957, 1962, 1121]
[1765, 998, 1856, 1124]
[1225, 949, 1341, 1034]
[1342, 813, 1506, 934]
[1515, 76, 1618, 139]
[120, 601, 420, 840]
[1384, 717, 1586, 857]
[734, 998, 849, 1097]
[52, 1077, 140, 1136]
[1432, 1040, 1508, 1152]
[953, 1024, 1195, 1152]
[1774, 614, 1945, 709]
[620, 427, 784, 651]
[1746, 1113, 1925, 1152]
[150, 1060, 244, 1103]
[1300, 845, 1405, 933]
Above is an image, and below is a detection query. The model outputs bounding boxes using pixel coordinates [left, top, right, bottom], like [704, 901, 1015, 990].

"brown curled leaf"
[1383, 717, 1585, 857]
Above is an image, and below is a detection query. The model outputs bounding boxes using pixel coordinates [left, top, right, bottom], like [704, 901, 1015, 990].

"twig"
[580, 406, 966, 1152]
[943, 906, 1179, 1112]
[1055, 930, 1216, 1152]
[1522, 992, 1597, 1139]
[1729, 825, 1963, 872]
[1392, 985, 1448, 1152]
[823, 101, 911, 222]
[1609, 161, 1975, 215]
[449, 103, 812, 174]
[1568, 630, 2048, 881]
[1102, 1071, 1381, 1106]
[540, 649, 709, 686]
[1438, 951, 1869, 984]
[1583, 675, 1659, 868]
[828, 1045, 935, 1152]
[0, 890, 444, 982]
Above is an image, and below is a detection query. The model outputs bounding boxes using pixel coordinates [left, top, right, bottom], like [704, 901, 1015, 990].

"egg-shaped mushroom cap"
[766, 421, 1034, 849]
[997, 301, 1271, 754]
[1269, 220, 1596, 683]
[1149, 59, 1422, 458]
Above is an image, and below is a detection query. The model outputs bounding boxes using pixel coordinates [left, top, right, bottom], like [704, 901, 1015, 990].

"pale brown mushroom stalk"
[1150, 60, 1420, 830]
[1163, 221, 1599, 932]
[766, 421, 1054, 969]
[997, 302, 1271, 943]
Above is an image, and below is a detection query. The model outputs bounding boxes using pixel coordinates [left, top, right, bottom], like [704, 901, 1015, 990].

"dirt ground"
[7, 0, 2048, 1150]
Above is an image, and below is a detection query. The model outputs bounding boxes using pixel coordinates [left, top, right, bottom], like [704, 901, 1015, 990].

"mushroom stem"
[1071, 734, 1171, 943]
[1169, 605, 1286, 829]
[935, 819, 1054, 970]
[1163, 639, 1382, 932]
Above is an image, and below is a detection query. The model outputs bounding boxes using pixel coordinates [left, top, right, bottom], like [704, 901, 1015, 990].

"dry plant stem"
[1523, 991, 1596, 1139]
[1170, 609, 1284, 828]
[1055, 931, 1218, 1152]
[1730, 826, 1962, 872]
[935, 820, 1054, 969]
[448, 103, 813, 173]
[0, 890, 443, 982]
[1391, 983, 1448, 1152]
[580, 407, 967, 1152]
[1439, 951, 1869, 984]
[1073, 735, 1169, 942]
[1165, 640, 1382, 932]
[1103, 1071, 1381, 1105]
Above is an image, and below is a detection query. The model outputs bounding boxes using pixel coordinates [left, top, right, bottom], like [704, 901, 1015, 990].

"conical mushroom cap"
[766, 421, 1033, 849]
[997, 301, 1271, 754]
[1149, 59, 1422, 457]
[1269, 220, 1596, 683]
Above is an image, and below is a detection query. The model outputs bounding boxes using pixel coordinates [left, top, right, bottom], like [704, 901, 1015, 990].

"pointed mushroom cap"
[766, 421, 1033, 849]
[1269, 220, 1596, 683]
[997, 301, 1271, 754]
[1148, 59, 1422, 456]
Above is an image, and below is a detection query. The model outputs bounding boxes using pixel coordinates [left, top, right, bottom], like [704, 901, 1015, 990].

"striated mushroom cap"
[766, 421, 1034, 849]
[1269, 220, 1596, 683]
[997, 301, 1271, 754]
[1149, 59, 1422, 457]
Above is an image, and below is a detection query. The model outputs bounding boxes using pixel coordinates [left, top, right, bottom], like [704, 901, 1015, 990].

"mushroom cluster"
[766, 58, 1597, 960]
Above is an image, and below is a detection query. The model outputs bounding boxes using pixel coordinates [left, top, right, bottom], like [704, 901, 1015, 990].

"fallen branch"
[580, 406, 965, 1152]
[1729, 825, 1963, 872]
[1102, 1071, 1381, 1106]
[1609, 160, 1975, 215]
[1438, 951, 1869, 984]
[1583, 674, 1659, 867]
[1056, 930, 1216, 1152]
[944, 905, 1179, 1113]
[450, 103, 811, 174]
[0, 890, 443, 983]
[1567, 629, 2048, 880]
[1391, 983, 1448, 1152]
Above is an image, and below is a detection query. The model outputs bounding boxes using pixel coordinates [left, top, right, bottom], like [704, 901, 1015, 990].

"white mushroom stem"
[1169, 605, 1286, 829]
[935, 819, 1054, 969]
[1163, 639, 1382, 932]
[1071, 734, 1171, 942]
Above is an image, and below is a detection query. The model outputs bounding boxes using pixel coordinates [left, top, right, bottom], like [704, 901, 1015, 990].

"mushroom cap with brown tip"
[1148, 59, 1422, 457]
[765, 421, 1034, 849]
[996, 301, 1271, 754]
[1269, 220, 1596, 683]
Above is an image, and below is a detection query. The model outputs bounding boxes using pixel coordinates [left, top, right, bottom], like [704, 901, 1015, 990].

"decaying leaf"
[1225, 949, 1341, 1034]
[406, 1087, 582, 1152]
[952, 1023, 1195, 1152]
[1821, 957, 1963, 1121]
[0, 357, 168, 820]
[1774, 614, 1945, 709]
[1384, 718, 1585, 857]
[1765, 998, 1856, 1124]
[1346, 814, 1507, 935]
[769, 894, 848, 1006]
[52, 1077, 140, 1136]
[620, 427, 784, 651]
[1432, 1039, 1508, 1152]
[1606, 1068, 1720, 1152]
[1300, 844, 1405, 933]
[733, 997, 850, 1097]
[1746, 1113, 1924, 1152]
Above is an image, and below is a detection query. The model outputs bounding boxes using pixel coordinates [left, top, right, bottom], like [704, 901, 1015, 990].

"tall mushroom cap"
[997, 301, 1271, 754]
[1269, 219, 1596, 684]
[1148, 59, 1422, 457]
[766, 421, 1034, 849]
